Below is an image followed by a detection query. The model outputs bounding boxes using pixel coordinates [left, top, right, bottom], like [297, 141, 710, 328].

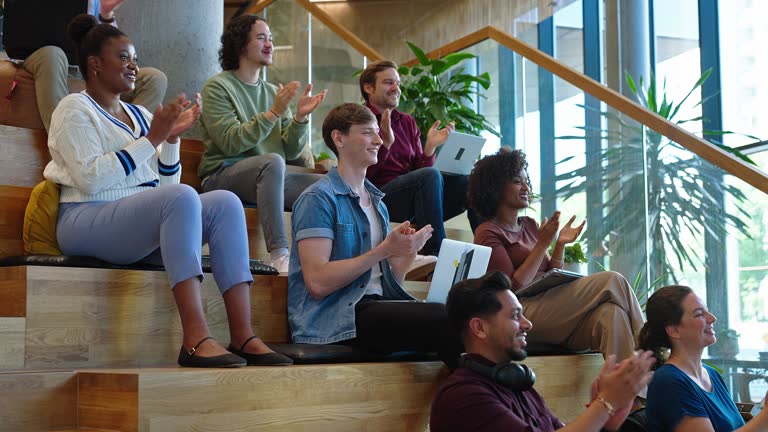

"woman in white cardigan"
[44, 14, 292, 367]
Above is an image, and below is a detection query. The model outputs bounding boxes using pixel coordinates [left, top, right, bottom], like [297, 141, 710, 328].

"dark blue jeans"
[381, 167, 479, 255]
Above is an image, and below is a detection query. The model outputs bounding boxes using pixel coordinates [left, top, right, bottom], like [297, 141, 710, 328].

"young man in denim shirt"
[287, 103, 462, 366]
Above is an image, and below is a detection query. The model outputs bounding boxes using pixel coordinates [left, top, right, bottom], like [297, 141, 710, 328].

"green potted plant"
[550, 241, 588, 273]
[395, 42, 500, 142]
[563, 242, 588, 273]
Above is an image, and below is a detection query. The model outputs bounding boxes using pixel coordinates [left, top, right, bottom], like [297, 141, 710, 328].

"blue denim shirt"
[288, 167, 416, 344]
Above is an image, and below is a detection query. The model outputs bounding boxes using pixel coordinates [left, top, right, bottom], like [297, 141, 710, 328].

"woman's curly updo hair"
[468, 147, 532, 220]
[219, 14, 265, 71]
[636, 285, 694, 370]
[67, 14, 126, 81]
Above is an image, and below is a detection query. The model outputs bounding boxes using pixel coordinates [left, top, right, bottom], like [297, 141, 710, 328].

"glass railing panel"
[309, 14, 367, 158]
[668, 144, 768, 401]
[263, 1, 310, 92]
[454, 38, 650, 280]
[264, 0, 367, 159]
[653, 0, 703, 135]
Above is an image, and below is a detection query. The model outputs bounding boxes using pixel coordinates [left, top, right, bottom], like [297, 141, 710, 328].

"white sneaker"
[270, 254, 290, 273]
[408, 254, 438, 273]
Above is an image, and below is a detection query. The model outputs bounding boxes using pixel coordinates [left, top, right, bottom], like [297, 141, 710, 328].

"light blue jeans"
[57, 184, 252, 293]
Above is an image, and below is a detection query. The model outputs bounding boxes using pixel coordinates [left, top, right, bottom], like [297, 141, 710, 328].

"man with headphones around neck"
[430, 271, 656, 432]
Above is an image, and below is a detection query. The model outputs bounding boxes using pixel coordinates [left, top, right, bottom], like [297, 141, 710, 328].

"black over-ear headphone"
[457, 354, 536, 391]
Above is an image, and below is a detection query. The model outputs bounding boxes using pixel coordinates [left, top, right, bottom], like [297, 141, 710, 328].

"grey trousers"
[57, 185, 253, 293]
[201, 154, 323, 252]
[520, 271, 645, 360]
[22, 45, 167, 131]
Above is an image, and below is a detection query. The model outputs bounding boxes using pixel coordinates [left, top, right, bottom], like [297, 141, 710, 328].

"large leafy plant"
[556, 69, 755, 289]
[396, 42, 500, 141]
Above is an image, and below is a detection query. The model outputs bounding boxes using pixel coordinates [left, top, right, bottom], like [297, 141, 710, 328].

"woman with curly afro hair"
[468, 148, 644, 361]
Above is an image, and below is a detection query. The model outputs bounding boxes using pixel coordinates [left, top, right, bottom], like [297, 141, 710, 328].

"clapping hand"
[168, 93, 201, 142]
[147, 93, 197, 146]
[384, 221, 433, 257]
[593, 351, 655, 429]
[295, 83, 328, 121]
[424, 120, 456, 156]
[271, 81, 302, 117]
[380, 108, 394, 149]
[557, 215, 586, 245]
[536, 211, 561, 247]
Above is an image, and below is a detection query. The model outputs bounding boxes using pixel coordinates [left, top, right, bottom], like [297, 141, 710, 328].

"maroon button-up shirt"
[365, 102, 436, 188]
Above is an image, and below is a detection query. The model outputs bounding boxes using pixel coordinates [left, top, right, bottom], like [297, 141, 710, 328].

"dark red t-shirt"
[364, 102, 436, 188]
[474, 217, 552, 291]
[430, 355, 563, 432]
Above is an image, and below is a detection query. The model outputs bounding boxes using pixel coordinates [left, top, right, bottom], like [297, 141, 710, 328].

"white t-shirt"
[360, 199, 383, 296]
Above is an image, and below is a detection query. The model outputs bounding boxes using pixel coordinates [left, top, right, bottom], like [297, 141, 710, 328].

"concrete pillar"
[116, 0, 223, 106]
[605, 0, 651, 97]
[618, 0, 651, 97]
[604, 0, 653, 284]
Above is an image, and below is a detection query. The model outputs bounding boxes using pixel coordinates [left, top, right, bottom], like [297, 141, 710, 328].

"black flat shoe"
[228, 335, 294, 366]
[178, 336, 247, 368]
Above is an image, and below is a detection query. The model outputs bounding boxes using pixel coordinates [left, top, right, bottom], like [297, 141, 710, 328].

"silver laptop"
[426, 239, 492, 304]
[434, 132, 487, 175]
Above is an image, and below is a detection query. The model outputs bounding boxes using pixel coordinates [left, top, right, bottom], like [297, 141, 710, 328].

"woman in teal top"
[640, 285, 768, 432]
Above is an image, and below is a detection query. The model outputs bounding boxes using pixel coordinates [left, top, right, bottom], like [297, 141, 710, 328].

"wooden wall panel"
[88, 362, 445, 432]
[315, 0, 576, 63]
[79, 373, 139, 432]
[0, 185, 32, 258]
[522, 353, 603, 422]
[20, 267, 289, 370]
[0, 125, 49, 187]
[74, 353, 600, 430]
[180, 138, 204, 191]
[0, 371, 77, 431]
[0, 318, 25, 368]
[0, 266, 26, 317]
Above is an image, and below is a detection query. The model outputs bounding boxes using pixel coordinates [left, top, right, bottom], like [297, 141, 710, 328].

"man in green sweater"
[200, 14, 327, 272]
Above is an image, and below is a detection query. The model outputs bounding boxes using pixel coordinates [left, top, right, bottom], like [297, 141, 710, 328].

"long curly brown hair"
[219, 14, 265, 71]
[468, 148, 532, 220]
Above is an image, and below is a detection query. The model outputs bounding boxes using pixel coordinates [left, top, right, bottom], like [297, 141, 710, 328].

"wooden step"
[0, 370, 78, 431]
[0, 261, 431, 370]
[76, 363, 444, 432]
[74, 354, 601, 431]
[0, 264, 292, 370]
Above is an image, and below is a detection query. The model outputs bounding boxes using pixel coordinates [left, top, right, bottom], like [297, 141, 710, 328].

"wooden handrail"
[404, 25, 768, 195]
[403, 27, 492, 67]
[294, 0, 384, 62]
[244, 0, 274, 14]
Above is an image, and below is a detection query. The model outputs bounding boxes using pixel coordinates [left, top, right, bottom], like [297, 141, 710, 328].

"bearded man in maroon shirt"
[360, 60, 483, 256]
[430, 272, 655, 432]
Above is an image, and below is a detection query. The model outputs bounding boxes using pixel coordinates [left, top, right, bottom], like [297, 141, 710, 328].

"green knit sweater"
[198, 71, 309, 179]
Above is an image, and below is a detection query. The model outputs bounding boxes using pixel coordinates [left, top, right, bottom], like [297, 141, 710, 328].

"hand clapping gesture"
[271, 81, 302, 117]
[383, 221, 433, 258]
[147, 93, 201, 147]
[424, 120, 456, 156]
[380, 108, 394, 149]
[295, 83, 328, 122]
[557, 215, 586, 246]
[536, 211, 561, 248]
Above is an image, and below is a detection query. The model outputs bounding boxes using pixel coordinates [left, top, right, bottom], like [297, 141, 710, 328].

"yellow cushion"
[23, 180, 62, 255]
